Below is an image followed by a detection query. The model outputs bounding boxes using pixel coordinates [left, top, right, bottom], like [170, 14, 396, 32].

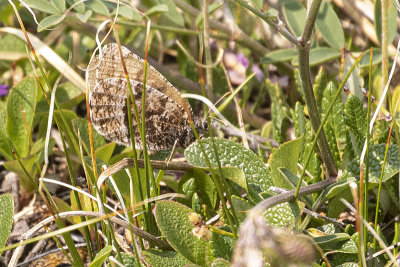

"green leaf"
[313, 68, 328, 112]
[344, 95, 367, 155]
[23, 0, 60, 14]
[374, 0, 398, 45]
[76, 10, 92, 23]
[263, 201, 305, 228]
[185, 138, 272, 201]
[120, 252, 142, 267]
[313, 233, 351, 250]
[38, 14, 65, 32]
[282, 1, 306, 37]
[66, 0, 85, 13]
[269, 137, 303, 189]
[178, 169, 217, 208]
[0, 102, 12, 160]
[196, 2, 222, 27]
[231, 196, 253, 222]
[6, 76, 37, 158]
[115, 6, 142, 21]
[158, 0, 184, 26]
[155, 201, 213, 265]
[342, 53, 364, 101]
[95, 142, 115, 164]
[210, 228, 235, 261]
[72, 118, 105, 155]
[145, 4, 168, 16]
[55, 82, 85, 109]
[358, 48, 382, 67]
[51, 0, 66, 12]
[344, 144, 400, 183]
[315, 1, 344, 49]
[89, 245, 113, 267]
[211, 258, 231, 267]
[143, 249, 190, 267]
[0, 194, 13, 253]
[262, 48, 297, 64]
[87, 0, 110, 17]
[292, 47, 341, 66]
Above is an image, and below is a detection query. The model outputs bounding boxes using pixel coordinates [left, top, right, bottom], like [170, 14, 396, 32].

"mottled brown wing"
[89, 78, 191, 150]
[87, 43, 194, 122]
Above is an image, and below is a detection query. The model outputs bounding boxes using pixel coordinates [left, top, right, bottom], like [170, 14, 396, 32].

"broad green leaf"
[282, 1, 306, 37]
[185, 138, 272, 200]
[89, 245, 113, 267]
[358, 48, 382, 67]
[315, 1, 344, 49]
[262, 48, 297, 64]
[87, 0, 110, 17]
[72, 118, 105, 155]
[77, 10, 93, 23]
[4, 138, 55, 190]
[23, 0, 59, 14]
[143, 249, 190, 267]
[38, 14, 65, 32]
[155, 201, 213, 266]
[55, 82, 85, 109]
[145, 4, 168, 16]
[263, 201, 305, 228]
[313, 233, 351, 250]
[342, 53, 364, 101]
[0, 194, 13, 253]
[344, 144, 400, 183]
[231, 196, 253, 222]
[159, 0, 184, 26]
[120, 252, 142, 267]
[0, 32, 27, 53]
[115, 6, 142, 21]
[0, 102, 12, 160]
[95, 142, 115, 164]
[51, 0, 66, 12]
[66, 0, 85, 13]
[269, 137, 303, 189]
[292, 47, 341, 66]
[178, 169, 217, 208]
[210, 228, 235, 261]
[6, 76, 37, 158]
[211, 258, 231, 267]
[374, 0, 398, 45]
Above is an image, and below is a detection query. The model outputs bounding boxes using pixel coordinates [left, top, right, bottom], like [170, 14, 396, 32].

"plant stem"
[298, 0, 337, 177]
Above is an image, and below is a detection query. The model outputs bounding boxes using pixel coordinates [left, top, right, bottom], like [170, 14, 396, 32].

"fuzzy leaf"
[143, 249, 190, 267]
[185, 138, 272, 200]
[6, 76, 37, 158]
[344, 144, 400, 183]
[155, 201, 213, 265]
[263, 201, 305, 228]
[0, 194, 13, 253]
[344, 95, 367, 155]
[210, 227, 235, 261]
[231, 196, 253, 222]
[211, 258, 231, 267]
[0, 102, 12, 160]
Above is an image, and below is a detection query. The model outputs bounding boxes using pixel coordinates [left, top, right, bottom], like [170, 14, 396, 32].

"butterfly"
[86, 43, 206, 151]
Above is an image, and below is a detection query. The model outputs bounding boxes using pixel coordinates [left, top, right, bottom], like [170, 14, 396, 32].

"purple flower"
[252, 64, 264, 82]
[0, 85, 9, 97]
[236, 53, 249, 68]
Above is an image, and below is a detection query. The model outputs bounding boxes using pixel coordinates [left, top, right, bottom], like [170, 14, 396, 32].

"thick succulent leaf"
[6, 76, 37, 158]
[143, 249, 190, 267]
[185, 138, 272, 201]
[269, 137, 303, 189]
[344, 144, 400, 183]
[155, 201, 213, 266]
[0, 194, 13, 253]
